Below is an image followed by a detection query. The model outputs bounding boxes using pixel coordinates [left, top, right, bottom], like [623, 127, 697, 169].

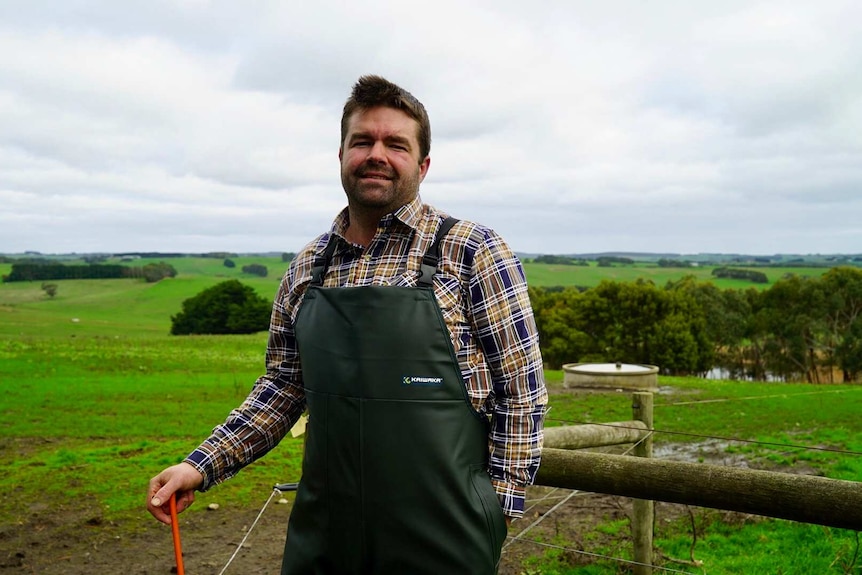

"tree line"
[3, 262, 177, 283]
[711, 266, 769, 283]
[530, 267, 862, 383]
[9, 258, 860, 383]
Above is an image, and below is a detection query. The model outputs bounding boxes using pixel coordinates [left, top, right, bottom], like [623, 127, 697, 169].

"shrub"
[242, 263, 268, 277]
[170, 280, 270, 335]
[141, 262, 178, 283]
[711, 267, 768, 283]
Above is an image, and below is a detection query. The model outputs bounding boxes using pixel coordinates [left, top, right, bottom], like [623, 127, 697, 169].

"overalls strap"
[418, 216, 459, 286]
[309, 237, 338, 287]
[310, 216, 460, 288]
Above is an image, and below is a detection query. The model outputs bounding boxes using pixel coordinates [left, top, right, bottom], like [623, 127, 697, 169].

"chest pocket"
[433, 272, 466, 326]
[433, 272, 472, 365]
[390, 270, 466, 325]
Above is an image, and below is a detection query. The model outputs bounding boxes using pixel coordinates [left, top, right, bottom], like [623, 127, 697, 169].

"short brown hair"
[341, 75, 431, 162]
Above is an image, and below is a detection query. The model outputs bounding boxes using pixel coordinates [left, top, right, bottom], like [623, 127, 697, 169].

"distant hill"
[516, 252, 862, 266]
[3, 250, 861, 267]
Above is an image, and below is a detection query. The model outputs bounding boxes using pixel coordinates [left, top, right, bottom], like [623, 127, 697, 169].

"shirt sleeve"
[468, 228, 547, 517]
[184, 271, 307, 490]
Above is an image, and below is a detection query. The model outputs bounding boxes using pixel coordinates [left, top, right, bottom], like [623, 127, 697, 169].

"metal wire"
[504, 430, 651, 549]
[544, 416, 862, 457]
[508, 388, 862, 572]
[217, 488, 280, 575]
[664, 387, 862, 407]
[216, 387, 860, 573]
[524, 488, 568, 506]
[503, 489, 586, 551]
[512, 537, 696, 575]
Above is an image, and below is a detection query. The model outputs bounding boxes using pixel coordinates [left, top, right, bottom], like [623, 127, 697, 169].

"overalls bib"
[281, 217, 507, 574]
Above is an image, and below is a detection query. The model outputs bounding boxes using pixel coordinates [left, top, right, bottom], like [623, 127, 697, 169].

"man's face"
[339, 106, 430, 215]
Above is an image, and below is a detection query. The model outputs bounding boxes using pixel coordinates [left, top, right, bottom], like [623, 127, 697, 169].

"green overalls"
[281, 217, 508, 574]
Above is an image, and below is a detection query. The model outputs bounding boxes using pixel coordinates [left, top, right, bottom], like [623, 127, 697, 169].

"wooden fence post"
[631, 392, 654, 575]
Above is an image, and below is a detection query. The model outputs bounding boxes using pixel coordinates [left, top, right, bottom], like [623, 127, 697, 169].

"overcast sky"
[2, 1, 861, 256]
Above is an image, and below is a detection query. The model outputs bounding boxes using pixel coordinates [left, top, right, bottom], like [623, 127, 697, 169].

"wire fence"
[215, 387, 862, 574]
[498, 387, 862, 574]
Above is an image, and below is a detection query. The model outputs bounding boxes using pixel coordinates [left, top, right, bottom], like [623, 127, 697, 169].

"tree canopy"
[530, 267, 862, 382]
[170, 280, 271, 335]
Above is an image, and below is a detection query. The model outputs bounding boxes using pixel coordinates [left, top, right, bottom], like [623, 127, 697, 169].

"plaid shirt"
[186, 196, 547, 517]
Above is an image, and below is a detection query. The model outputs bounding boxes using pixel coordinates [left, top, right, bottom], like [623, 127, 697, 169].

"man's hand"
[147, 462, 204, 525]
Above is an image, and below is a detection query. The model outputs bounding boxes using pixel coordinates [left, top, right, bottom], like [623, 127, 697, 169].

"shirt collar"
[392, 195, 424, 231]
[329, 195, 425, 240]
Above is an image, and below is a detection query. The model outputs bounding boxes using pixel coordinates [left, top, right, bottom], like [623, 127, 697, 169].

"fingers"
[147, 463, 204, 525]
[147, 472, 177, 525]
[176, 488, 196, 513]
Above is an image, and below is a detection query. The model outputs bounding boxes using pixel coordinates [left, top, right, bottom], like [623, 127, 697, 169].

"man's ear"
[418, 156, 430, 183]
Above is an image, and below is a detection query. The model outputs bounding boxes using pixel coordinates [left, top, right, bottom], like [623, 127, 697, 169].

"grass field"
[4, 256, 828, 339]
[0, 332, 302, 519]
[1, 259, 860, 573]
[521, 261, 830, 289]
[3, 254, 838, 293]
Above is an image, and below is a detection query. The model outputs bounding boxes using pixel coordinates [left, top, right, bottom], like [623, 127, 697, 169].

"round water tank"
[562, 362, 659, 391]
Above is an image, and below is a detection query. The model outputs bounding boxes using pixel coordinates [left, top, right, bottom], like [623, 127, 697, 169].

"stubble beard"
[342, 162, 421, 214]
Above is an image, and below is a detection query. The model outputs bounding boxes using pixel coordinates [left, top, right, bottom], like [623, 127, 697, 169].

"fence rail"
[530, 391, 860, 574]
[536, 447, 862, 531]
[544, 420, 648, 449]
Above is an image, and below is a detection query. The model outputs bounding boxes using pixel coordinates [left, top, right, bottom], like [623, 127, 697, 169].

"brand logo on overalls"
[402, 376, 443, 386]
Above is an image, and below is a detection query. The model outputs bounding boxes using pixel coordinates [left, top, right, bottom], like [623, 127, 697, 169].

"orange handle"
[169, 493, 185, 575]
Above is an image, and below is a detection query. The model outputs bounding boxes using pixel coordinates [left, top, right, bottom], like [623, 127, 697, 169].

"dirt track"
[1, 484, 649, 575]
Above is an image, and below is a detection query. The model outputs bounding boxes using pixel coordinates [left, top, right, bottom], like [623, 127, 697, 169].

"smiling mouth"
[357, 164, 394, 179]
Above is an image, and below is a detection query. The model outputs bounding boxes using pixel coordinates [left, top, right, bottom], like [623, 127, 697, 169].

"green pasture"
[3, 255, 837, 295]
[521, 261, 830, 289]
[0, 332, 303, 530]
[1, 260, 861, 573]
[128, 255, 287, 280]
[3, 256, 822, 339]
[2, 334, 860, 573]
[0, 276, 280, 338]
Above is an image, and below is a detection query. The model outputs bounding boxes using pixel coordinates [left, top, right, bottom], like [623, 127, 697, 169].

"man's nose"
[367, 140, 388, 162]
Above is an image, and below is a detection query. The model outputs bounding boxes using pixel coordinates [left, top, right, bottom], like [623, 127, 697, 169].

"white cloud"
[0, 0, 860, 255]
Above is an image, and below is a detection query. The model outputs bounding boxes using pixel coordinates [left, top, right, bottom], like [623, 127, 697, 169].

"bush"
[170, 280, 271, 335]
[657, 258, 693, 268]
[242, 263, 268, 277]
[596, 256, 634, 266]
[142, 262, 178, 283]
[224, 258, 236, 268]
[711, 267, 768, 283]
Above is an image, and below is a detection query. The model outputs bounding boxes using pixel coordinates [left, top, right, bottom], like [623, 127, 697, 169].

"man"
[148, 75, 547, 574]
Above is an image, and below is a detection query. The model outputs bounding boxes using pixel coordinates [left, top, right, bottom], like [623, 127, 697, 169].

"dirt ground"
[0, 487, 724, 575]
[2, 480, 711, 575]
[1, 387, 765, 574]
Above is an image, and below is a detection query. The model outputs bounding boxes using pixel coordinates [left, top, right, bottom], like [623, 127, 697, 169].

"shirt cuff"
[492, 479, 526, 518]
[184, 448, 215, 491]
